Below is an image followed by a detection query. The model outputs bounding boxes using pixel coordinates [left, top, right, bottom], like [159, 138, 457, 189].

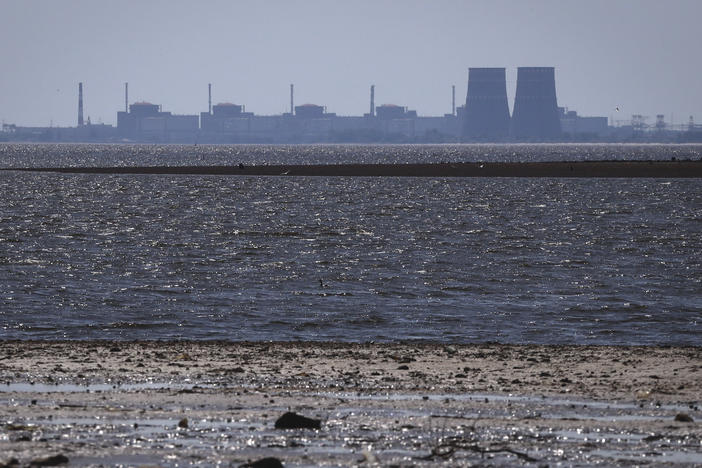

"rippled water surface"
[1, 144, 701, 343]
[1, 142, 701, 167]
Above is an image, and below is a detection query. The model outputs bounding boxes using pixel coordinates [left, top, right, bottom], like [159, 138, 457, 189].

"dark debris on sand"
[274, 412, 321, 430]
[239, 457, 284, 468]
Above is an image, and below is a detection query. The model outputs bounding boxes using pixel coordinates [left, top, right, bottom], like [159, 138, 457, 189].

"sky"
[1, 0, 701, 127]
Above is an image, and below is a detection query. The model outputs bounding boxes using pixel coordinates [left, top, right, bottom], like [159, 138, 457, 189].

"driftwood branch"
[419, 438, 538, 462]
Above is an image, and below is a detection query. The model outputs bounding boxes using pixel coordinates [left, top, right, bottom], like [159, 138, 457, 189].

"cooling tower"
[462, 68, 510, 140]
[510, 67, 561, 140]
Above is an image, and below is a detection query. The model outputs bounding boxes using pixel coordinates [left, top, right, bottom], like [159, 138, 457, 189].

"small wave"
[345, 314, 388, 325]
[92, 321, 174, 330]
[292, 321, 322, 331]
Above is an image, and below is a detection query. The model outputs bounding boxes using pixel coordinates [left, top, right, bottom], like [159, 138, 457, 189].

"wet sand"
[0, 342, 700, 466]
[6, 159, 702, 177]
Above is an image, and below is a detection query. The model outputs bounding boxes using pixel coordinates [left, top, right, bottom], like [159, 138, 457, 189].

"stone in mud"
[274, 412, 321, 430]
[239, 457, 284, 468]
[178, 417, 189, 428]
[29, 454, 69, 466]
[674, 413, 694, 423]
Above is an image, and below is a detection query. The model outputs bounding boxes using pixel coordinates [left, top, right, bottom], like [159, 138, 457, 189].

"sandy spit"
[0, 341, 700, 467]
[8, 160, 702, 177]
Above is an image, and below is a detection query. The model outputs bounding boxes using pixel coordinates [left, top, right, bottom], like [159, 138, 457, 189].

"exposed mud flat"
[0, 342, 700, 466]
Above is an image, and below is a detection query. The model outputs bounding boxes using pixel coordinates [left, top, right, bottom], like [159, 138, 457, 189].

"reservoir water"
[1, 144, 700, 344]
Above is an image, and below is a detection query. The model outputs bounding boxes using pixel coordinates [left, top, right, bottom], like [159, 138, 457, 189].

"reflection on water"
[0, 145, 701, 344]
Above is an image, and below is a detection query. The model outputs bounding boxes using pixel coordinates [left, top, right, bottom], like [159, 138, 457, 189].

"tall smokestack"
[208, 83, 212, 115]
[290, 84, 294, 115]
[78, 82, 84, 126]
[124, 82, 128, 113]
[452, 85, 455, 116]
[370, 84, 375, 117]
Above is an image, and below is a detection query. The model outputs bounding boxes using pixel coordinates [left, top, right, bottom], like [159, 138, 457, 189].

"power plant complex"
[2, 67, 699, 143]
[114, 66, 567, 143]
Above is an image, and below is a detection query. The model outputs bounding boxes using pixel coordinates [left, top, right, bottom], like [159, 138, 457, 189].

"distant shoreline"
[5, 159, 702, 177]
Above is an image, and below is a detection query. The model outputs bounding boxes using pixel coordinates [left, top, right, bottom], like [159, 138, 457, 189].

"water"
[1, 142, 701, 168]
[1, 144, 701, 344]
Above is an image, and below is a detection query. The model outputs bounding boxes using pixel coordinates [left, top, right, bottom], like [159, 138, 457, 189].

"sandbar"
[5, 160, 702, 177]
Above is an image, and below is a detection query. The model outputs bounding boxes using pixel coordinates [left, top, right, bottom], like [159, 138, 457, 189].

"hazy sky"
[1, 0, 701, 127]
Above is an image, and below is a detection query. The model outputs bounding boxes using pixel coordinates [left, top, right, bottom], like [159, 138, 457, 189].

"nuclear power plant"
[4, 66, 698, 143]
[112, 66, 566, 143]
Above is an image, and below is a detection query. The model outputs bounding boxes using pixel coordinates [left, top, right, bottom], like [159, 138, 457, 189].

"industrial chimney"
[462, 68, 510, 140]
[208, 83, 212, 115]
[510, 67, 561, 140]
[124, 82, 128, 113]
[370, 84, 375, 117]
[78, 82, 84, 126]
[451, 85, 455, 116]
[290, 84, 294, 115]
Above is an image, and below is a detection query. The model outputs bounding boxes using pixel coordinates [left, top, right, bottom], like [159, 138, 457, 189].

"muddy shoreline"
[5, 159, 702, 177]
[1, 341, 700, 466]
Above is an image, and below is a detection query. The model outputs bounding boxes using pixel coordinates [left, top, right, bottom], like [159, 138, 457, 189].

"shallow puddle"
[0, 382, 211, 393]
